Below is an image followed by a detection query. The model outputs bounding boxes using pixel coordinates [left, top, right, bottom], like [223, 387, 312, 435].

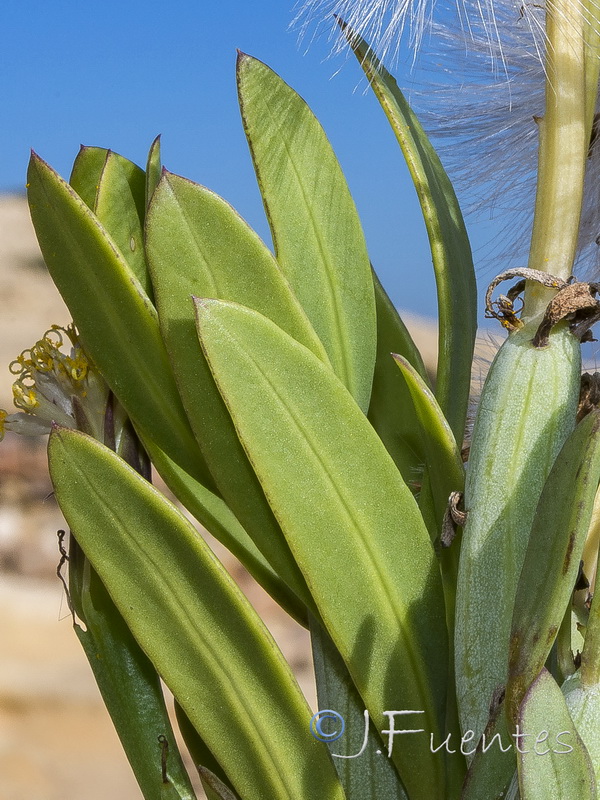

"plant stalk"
[524, 0, 590, 317]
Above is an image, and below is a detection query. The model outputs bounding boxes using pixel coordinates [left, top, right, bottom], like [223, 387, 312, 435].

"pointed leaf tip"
[191, 296, 208, 321]
[192, 296, 212, 313]
[237, 51, 376, 410]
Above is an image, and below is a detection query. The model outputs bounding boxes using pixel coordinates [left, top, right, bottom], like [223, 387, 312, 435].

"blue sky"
[0, 0, 501, 320]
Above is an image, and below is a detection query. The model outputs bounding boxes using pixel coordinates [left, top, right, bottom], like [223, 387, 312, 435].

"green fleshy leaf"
[343, 25, 477, 441]
[48, 428, 344, 800]
[367, 273, 429, 483]
[27, 152, 214, 488]
[518, 669, 596, 799]
[563, 672, 600, 790]
[507, 411, 600, 722]
[65, 399, 195, 800]
[57, 148, 308, 622]
[197, 768, 240, 800]
[144, 438, 309, 626]
[310, 617, 409, 799]
[71, 145, 153, 298]
[460, 702, 516, 800]
[195, 298, 448, 800]
[392, 352, 464, 761]
[70, 147, 305, 619]
[145, 171, 325, 612]
[455, 321, 580, 745]
[174, 703, 235, 796]
[392, 353, 463, 527]
[146, 135, 162, 207]
[580, 486, 600, 687]
[237, 52, 376, 413]
[68, 543, 196, 800]
[69, 145, 108, 208]
[94, 150, 152, 298]
[391, 350, 463, 614]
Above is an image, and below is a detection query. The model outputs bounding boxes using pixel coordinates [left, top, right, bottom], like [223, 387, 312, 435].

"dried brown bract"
[578, 372, 600, 422]
[441, 490, 467, 548]
[485, 268, 566, 331]
[533, 282, 600, 347]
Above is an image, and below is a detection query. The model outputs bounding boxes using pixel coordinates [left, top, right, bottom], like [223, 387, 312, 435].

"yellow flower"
[0, 324, 109, 441]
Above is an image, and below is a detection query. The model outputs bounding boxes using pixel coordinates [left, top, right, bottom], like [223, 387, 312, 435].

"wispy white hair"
[293, 0, 547, 69]
[295, 0, 600, 277]
[411, 0, 600, 278]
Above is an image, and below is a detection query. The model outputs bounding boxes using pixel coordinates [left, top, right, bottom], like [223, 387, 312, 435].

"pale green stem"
[583, 0, 600, 130]
[524, 0, 589, 318]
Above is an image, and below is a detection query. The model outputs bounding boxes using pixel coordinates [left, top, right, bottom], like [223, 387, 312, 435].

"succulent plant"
[4, 6, 600, 798]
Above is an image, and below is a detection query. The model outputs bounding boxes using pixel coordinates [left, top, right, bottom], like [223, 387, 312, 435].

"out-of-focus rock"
[0, 195, 69, 412]
[0, 575, 145, 800]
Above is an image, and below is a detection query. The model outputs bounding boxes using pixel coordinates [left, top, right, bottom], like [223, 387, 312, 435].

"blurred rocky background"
[0, 194, 440, 799]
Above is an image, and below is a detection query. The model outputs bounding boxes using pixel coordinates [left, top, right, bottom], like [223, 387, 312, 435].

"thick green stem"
[583, 0, 600, 131]
[524, 0, 589, 317]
